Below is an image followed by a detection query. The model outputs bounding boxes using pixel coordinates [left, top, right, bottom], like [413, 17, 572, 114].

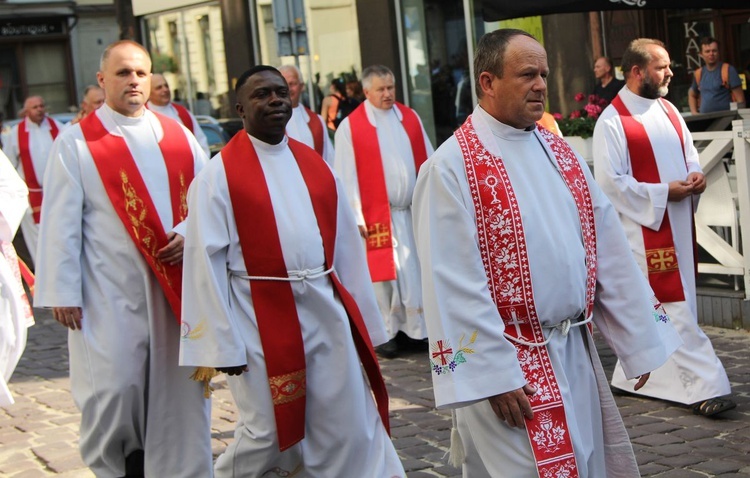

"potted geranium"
[555, 93, 607, 167]
[555, 93, 606, 139]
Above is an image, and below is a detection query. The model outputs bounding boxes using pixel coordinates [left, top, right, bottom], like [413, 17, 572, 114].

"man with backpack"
[689, 37, 745, 114]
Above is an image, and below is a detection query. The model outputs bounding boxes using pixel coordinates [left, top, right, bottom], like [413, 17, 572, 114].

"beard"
[641, 74, 669, 99]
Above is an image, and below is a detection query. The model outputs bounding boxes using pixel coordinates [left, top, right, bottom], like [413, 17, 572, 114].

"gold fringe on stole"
[190, 366, 219, 399]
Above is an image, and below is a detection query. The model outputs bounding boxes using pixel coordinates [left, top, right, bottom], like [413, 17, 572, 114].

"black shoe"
[123, 450, 145, 478]
[375, 338, 399, 359]
[406, 337, 429, 352]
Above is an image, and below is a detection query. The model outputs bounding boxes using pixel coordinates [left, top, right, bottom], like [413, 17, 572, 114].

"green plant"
[555, 93, 606, 139]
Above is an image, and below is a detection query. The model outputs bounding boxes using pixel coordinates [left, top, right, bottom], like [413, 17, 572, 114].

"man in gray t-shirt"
[689, 36, 745, 114]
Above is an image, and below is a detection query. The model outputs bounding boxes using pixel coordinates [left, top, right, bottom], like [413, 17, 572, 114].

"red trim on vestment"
[18, 117, 59, 223]
[611, 96, 686, 303]
[146, 102, 194, 134]
[1, 242, 34, 322]
[303, 106, 324, 156]
[456, 116, 600, 477]
[221, 132, 390, 451]
[348, 102, 428, 282]
[80, 111, 194, 322]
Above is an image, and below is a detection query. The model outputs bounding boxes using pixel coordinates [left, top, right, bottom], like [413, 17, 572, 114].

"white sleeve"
[179, 158, 248, 367]
[412, 147, 526, 409]
[333, 120, 365, 226]
[0, 150, 27, 241]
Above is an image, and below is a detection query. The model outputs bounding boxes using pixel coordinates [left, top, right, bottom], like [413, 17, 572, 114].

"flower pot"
[565, 135, 594, 172]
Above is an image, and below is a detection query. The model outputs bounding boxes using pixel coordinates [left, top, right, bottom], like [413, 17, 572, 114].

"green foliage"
[557, 116, 597, 139]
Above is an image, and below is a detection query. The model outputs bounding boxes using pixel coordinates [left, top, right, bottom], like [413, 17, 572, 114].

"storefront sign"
[0, 20, 64, 37]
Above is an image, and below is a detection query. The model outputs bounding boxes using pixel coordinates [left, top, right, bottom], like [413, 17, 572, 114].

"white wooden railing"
[691, 109, 750, 298]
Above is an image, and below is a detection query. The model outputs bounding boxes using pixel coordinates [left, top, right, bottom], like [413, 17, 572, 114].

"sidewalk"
[2, 309, 749, 477]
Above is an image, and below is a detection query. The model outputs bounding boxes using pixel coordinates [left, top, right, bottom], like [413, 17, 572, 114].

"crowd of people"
[0, 29, 742, 477]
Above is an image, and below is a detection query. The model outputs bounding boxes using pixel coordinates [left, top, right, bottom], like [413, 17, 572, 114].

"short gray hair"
[278, 64, 303, 83]
[362, 65, 394, 90]
[474, 29, 535, 98]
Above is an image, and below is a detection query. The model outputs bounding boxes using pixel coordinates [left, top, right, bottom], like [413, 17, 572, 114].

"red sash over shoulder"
[303, 105, 324, 156]
[80, 110, 194, 323]
[18, 117, 59, 223]
[349, 101, 428, 282]
[146, 102, 194, 134]
[456, 116, 599, 478]
[221, 132, 390, 451]
[611, 95, 686, 303]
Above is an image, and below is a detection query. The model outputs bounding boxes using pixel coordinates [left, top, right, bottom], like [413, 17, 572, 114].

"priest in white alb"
[33, 40, 212, 477]
[413, 29, 683, 477]
[179, 65, 404, 477]
[279, 64, 335, 165]
[593, 38, 734, 417]
[1, 95, 65, 264]
[334, 64, 433, 358]
[147, 73, 211, 157]
[0, 150, 34, 407]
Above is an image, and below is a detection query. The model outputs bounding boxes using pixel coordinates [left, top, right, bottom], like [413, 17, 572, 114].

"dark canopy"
[483, 0, 747, 21]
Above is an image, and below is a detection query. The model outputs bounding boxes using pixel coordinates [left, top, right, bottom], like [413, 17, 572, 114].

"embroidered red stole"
[303, 106, 324, 156]
[349, 102, 428, 282]
[18, 117, 59, 223]
[611, 96, 686, 303]
[80, 111, 194, 323]
[456, 117, 599, 478]
[146, 102, 194, 134]
[221, 132, 390, 451]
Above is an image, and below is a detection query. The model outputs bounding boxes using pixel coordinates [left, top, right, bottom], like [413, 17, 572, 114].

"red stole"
[1, 242, 34, 324]
[611, 96, 686, 303]
[221, 132, 390, 451]
[80, 111, 194, 323]
[146, 102, 194, 134]
[18, 117, 59, 223]
[456, 117, 599, 478]
[303, 106, 324, 156]
[348, 102, 428, 282]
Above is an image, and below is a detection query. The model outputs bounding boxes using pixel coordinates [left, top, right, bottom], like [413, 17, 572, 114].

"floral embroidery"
[430, 331, 477, 375]
[180, 320, 206, 340]
[652, 297, 670, 323]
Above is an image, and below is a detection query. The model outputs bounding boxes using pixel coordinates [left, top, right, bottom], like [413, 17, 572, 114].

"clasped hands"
[488, 373, 650, 429]
[667, 172, 706, 201]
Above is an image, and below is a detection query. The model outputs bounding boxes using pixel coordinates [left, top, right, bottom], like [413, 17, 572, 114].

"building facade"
[0, 0, 118, 120]
[132, 1, 750, 147]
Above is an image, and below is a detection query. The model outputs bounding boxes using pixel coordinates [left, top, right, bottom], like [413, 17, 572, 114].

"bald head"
[81, 86, 105, 115]
[279, 65, 304, 107]
[96, 40, 152, 117]
[100, 40, 150, 71]
[23, 96, 46, 125]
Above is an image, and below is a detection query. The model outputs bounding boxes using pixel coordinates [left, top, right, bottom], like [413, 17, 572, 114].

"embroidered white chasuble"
[413, 106, 682, 477]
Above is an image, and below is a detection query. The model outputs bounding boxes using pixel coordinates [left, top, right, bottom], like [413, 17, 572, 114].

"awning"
[483, 0, 748, 22]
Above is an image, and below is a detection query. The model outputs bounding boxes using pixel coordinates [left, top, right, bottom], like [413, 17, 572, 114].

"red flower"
[553, 112, 563, 120]
[569, 110, 582, 119]
[584, 103, 602, 119]
[574, 93, 585, 102]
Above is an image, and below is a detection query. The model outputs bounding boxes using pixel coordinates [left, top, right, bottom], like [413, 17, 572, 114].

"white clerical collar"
[621, 84, 659, 109]
[100, 103, 147, 127]
[475, 105, 534, 142]
[248, 132, 289, 154]
[364, 100, 401, 125]
[292, 104, 308, 120]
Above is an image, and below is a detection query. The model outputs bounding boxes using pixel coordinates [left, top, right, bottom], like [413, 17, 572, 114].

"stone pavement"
[2, 309, 750, 477]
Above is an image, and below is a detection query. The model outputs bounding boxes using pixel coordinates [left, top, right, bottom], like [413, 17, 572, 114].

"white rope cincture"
[445, 409, 465, 467]
[503, 314, 593, 348]
[230, 265, 334, 282]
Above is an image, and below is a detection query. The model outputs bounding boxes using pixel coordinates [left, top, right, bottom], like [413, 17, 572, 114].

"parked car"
[199, 122, 230, 157]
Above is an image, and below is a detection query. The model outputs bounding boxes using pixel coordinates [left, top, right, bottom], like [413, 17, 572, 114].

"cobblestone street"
[2, 309, 749, 477]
